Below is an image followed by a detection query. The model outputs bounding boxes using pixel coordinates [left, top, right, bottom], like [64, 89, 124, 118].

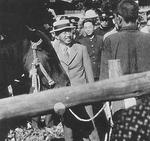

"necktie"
[64, 47, 69, 59]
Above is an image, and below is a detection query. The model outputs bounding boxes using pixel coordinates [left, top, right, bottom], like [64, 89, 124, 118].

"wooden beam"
[0, 70, 150, 120]
[108, 59, 125, 114]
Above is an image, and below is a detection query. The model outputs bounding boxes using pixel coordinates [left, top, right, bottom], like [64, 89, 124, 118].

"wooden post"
[104, 59, 124, 141]
[108, 59, 125, 114]
[108, 59, 136, 114]
[0, 71, 150, 120]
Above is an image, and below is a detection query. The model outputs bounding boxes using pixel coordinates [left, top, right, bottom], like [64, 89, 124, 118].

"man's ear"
[53, 32, 60, 40]
[118, 15, 123, 24]
[55, 36, 59, 40]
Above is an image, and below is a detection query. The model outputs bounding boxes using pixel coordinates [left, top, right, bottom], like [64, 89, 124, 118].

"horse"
[0, 26, 70, 140]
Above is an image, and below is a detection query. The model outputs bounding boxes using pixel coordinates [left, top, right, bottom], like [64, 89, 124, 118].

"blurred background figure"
[103, 12, 122, 40]
[84, 9, 100, 26]
[69, 16, 80, 40]
[76, 9, 99, 40]
[47, 8, 57, 20]
[59, 15, 69, 20]
[95, 9, 115, 37]
[141, 10, 150, 33]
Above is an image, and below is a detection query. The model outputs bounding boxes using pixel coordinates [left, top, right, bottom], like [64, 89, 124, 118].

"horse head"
[0, 0, 70, 137]
[0, 26, 70, 97]
[21, 28, 71, 129]
[23, 28, 70, 92]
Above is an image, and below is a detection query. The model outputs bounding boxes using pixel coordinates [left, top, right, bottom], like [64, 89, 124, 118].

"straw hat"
[50, 19, 75, 33]
[84, 9, 99, 19]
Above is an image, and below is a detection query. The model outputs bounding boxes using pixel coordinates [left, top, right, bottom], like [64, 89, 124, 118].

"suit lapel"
[55, 43, 69, 65]
[68, 44, 78, 65]
[54, 42, 78, 65]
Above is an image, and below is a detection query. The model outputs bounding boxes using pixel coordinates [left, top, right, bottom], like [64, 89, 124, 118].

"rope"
[30, 38, 55, 89]
[39, 62, 55, 87]
[30, 67, 41, 92]
[69, 103, 106, 122]
[30, 39, 43, 93]
[105, 102, 114, 141]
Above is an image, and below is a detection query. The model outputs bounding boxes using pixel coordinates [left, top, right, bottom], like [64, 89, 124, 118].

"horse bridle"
[30, 39, 55, 92]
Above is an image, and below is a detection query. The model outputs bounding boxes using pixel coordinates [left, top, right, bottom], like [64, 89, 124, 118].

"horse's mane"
[35, 30, 60, 64]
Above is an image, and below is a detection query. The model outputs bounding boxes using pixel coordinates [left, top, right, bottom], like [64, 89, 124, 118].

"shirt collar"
[60, 43, 71, 54]
[89, 35, 95, 40]
[120, 25, 139, 32]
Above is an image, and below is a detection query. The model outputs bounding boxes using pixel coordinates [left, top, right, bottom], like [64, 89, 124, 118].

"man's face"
[101, 19, 109, 28]
[84, 22, 94, 36]
[57, 28, 73, 45]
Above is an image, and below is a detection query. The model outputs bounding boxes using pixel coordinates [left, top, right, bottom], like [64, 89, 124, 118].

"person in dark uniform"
[79, 18, 109, 141]
[95, 10, 115, 37]
[79, 19, 103, 81]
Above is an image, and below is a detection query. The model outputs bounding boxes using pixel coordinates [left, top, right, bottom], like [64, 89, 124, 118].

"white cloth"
[140, 25, 150, 33]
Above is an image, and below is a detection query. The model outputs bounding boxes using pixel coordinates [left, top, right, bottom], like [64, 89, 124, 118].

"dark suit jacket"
[100, 25, 150, 80]
[79, 35, 103, 80]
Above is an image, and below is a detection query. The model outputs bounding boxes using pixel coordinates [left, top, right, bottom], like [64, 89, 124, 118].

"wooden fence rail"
[0, 70, 150, 120]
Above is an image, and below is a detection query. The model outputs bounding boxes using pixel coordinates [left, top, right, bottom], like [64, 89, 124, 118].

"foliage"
[7, 122, 64, 141]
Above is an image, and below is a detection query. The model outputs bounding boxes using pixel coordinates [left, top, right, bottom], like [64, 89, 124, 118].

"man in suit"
[51, 19, 100, 141]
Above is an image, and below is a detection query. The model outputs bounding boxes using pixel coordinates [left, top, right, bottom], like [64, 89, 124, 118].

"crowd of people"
[2, 0, 150, 141]
[45, 0, 150, 141]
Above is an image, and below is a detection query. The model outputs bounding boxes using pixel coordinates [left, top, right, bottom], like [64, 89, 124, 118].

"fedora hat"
[50, 19, 75, 33]
[84, 9, 98, 19]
